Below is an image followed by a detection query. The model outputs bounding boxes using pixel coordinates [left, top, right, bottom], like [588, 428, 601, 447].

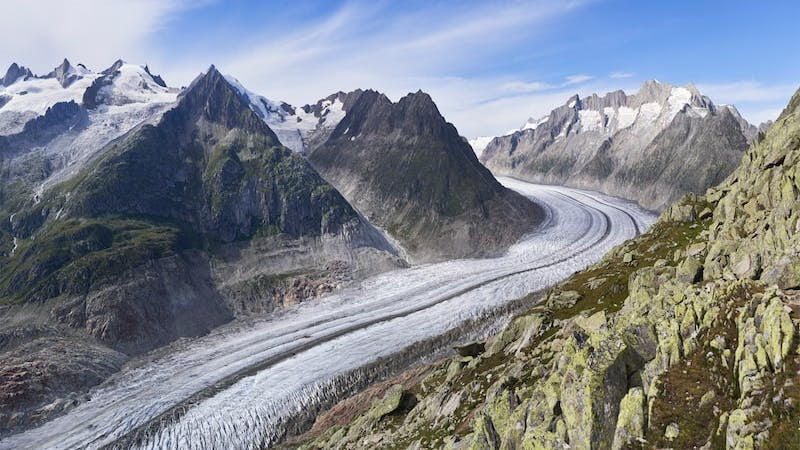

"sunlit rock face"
[481, 81, 756, 211]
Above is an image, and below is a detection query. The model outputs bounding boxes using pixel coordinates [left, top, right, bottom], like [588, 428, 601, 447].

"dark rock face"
[0, 336, 127, 435]
[46, 59, 82, 88]
[1, 63, 33, 87]
[143, 65, 167, 87]
[68, 66, 356, 242]
[0, 101, 88, 159]
[308, 89, 543, 262]
[481, 82, 753, 211]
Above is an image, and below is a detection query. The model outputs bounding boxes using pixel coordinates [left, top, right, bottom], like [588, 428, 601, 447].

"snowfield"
[0, 178, 656, 450]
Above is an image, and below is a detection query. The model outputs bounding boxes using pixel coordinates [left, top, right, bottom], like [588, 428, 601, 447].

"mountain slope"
[299, 88, 800, 449]
[481, 81, 754, 211]
[0, 66, 399, 434]
[306, 89, 544, 262]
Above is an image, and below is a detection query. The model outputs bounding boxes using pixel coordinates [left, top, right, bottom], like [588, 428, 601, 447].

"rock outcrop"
[480, 81, 755, 211]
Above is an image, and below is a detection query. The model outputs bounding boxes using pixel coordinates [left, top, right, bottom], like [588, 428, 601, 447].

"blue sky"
[3, 0, 799, 137]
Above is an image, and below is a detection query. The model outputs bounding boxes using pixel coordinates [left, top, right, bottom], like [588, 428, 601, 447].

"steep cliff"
[308, 89, 543, 262]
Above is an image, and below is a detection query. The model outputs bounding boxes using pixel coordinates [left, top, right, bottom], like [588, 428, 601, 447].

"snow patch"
[578, 110, 602, 131]
[637, 102, 662, 124]
[96, 63, 175, 106]
[667, 86, 692, 117]
[468, 136, 494, 157]
[616, 106, 637, 129]
[0, 75, 98, 134]
[522, 115, 548, 131]
[224, 74, 347, 152]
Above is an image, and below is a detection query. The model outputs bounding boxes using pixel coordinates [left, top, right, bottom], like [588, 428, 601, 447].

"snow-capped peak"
[87, 60, 176, 107]
[45, 58, 90, 88]
[0, 59, 180, 197]
[1, 63, 34, 87]
[221, 74, 347, 152]
[509, 80, 726, 142]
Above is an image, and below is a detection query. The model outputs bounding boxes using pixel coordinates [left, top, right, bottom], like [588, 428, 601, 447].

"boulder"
[677, 257, 704, 283]
[454, 341, 485, 358]
[611, 387, 646, 450]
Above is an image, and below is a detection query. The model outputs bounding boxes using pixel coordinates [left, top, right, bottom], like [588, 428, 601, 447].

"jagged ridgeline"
[296, 87, 800, 449]
[0, 66, 358, 334]
[307, 89, 544, 262]
[481, 81, 756, 211]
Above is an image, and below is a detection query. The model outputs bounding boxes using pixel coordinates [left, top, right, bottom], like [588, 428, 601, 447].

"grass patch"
[0, 216, 198, 304]
[646, 285, 756, 449]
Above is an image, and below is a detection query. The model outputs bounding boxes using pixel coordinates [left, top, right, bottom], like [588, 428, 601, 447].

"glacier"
[0, 178, 656, 449]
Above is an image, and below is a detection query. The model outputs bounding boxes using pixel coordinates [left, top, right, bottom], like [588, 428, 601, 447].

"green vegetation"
[0, 68, 358, 305]
[0, 217, 192, 304]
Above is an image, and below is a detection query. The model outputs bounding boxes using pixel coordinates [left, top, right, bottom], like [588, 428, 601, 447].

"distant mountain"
[303, 89, 543, 262]
[480, 81, 755, 211]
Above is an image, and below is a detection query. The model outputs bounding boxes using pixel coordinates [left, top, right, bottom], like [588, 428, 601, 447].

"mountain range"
[0, 59, 541, 433]
[230, 86, 542, 262]
[1, 56, 792, 448]
[477, 81, 759, 211]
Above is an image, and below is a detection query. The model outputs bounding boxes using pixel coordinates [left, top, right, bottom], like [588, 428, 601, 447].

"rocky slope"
[305, 89, 544, 262]
[229, 86, 544, 262]
[481, 81, 756, 211]
[295, 87, 800, 449]
[0, 64, 399, 434]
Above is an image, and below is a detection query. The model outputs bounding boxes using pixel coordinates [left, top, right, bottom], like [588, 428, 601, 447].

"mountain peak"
[398, 89, 438, 113]
[178, 65, 279, 141]
[683, 82, 702, 97]
[48, 58, 83, 88]
[566, 94, 580, 108]
[2, 63, 33, 87]
[143, 64, 167, 88]
[102, 59, 126, 75]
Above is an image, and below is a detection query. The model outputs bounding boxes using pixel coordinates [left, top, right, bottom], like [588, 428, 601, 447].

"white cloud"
[499, 81, 554, 93]
[696, 81, 797, 126]
[0, 0, 205, 75]
[565, 74, 593, 85]
[610, 71, 635, 79]
[175, 1, 594, 138]
[697, 81, 796, 104]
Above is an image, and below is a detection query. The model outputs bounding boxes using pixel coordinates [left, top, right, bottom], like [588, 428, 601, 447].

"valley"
[0, 179, 654, 449]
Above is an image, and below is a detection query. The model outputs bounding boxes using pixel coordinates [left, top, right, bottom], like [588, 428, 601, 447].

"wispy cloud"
[0, 0, 206, 74]
[697, 81, 796, 104]
[610, 71, 635, 79]
[565, 74, 593, 85]
[175, 1, 594, 137]
[499, 81, 554, 93]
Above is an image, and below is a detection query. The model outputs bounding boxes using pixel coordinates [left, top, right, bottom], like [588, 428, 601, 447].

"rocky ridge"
[307, 89, 543, 262]
[296, 87, 800, 449]
[231, 85, 544, 262]
[480, 81, 756, 211]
